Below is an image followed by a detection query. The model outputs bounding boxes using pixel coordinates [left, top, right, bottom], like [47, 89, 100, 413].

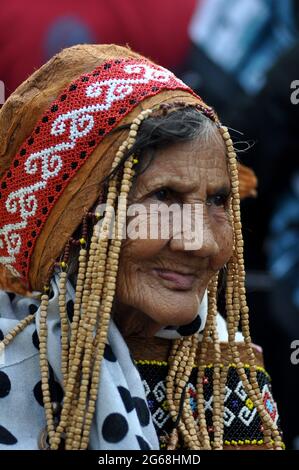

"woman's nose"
[169, 210, 219, 258]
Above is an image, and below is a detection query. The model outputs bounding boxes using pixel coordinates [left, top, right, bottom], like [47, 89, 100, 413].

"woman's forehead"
[136, 135, 228, 186]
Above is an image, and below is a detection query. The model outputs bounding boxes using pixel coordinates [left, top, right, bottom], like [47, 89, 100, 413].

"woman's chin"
[148, 288, 203, 326]
[164, 312, 199, 327]
[146, 303, 200, 328]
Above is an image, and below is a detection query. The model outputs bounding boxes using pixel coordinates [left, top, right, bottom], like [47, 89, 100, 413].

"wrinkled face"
[114, 133, 233, 337]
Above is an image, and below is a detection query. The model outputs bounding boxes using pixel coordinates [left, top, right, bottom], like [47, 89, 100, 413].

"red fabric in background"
[0, 0, 197, 97]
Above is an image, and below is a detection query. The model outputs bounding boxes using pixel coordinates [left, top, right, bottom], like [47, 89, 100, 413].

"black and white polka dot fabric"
[0, 292, 45, 448]
[0, 275, 208, 449]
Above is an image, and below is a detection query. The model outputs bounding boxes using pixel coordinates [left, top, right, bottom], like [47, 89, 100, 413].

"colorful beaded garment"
[135, 360, 282, 449]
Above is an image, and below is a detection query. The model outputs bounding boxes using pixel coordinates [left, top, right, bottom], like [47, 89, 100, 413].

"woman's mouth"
[152, 268, 196, 290]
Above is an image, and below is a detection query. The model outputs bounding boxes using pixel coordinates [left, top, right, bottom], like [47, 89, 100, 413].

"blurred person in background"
[182, 0, 297, 117]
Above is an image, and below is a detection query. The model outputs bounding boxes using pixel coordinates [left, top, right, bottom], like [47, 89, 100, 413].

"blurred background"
[0, 0, 298, 449]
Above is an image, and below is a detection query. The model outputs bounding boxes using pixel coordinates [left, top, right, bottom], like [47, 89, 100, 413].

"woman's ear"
[237, 162, 257, 199]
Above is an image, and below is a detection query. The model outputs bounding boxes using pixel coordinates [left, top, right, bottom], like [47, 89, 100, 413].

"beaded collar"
[135, 360, 282, 449]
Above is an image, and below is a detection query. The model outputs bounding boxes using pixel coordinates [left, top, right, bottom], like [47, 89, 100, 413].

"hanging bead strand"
[79, 112, 153, 448]
[58, 241, 71, 387]
[39, 287, 56, 447]
[220, 125, 283, 450]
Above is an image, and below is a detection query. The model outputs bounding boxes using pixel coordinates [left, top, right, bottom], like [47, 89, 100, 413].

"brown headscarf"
[0, 44, 256, 297]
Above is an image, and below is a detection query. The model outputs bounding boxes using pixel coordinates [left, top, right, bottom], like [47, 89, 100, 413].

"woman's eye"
[153, 188, 171, 201]
[207, 194, 228, 207]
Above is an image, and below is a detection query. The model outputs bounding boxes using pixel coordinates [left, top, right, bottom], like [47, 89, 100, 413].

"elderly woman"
[0, 45, 282, 450]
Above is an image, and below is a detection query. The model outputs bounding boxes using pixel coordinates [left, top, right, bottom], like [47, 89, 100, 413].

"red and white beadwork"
[0, 58, 197, 288]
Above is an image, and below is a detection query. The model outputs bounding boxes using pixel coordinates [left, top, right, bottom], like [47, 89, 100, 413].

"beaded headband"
[0, 58, 212, 290]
